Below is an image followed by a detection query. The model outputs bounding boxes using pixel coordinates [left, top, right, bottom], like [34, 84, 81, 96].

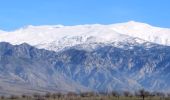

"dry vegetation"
[1, 90, 170, 100]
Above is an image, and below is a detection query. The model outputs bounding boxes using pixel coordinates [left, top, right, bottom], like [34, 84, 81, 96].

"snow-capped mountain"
[0, 21, 170, 51]
[0, 21, 170, 95]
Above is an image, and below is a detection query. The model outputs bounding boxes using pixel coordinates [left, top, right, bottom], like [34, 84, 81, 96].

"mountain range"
[0, 21, 170, 95]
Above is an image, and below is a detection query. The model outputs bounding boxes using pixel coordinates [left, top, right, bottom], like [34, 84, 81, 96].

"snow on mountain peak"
[0, 21, 170, 51]
[111, 21, 170, 45]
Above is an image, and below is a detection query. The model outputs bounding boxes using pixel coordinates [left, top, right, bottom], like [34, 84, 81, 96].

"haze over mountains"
[0, 21, 170, 95]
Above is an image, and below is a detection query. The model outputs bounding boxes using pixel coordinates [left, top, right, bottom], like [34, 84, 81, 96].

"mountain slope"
[55, 43, 170, 92]
[0, 42, 89, 95]
[0, 42, 170, 94]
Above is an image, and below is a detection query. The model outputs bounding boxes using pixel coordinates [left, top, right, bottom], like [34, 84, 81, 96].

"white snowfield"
[0, 21, 170, 51]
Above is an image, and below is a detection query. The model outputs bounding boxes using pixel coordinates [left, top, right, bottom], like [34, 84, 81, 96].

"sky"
[0, 0, 170, 30]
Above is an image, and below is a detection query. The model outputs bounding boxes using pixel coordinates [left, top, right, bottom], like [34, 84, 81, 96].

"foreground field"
[1, 95, 170, 100]
[0, 97, 170, 100]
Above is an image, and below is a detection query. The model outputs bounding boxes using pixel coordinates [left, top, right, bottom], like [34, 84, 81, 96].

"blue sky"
[0, 0, 170, 30]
